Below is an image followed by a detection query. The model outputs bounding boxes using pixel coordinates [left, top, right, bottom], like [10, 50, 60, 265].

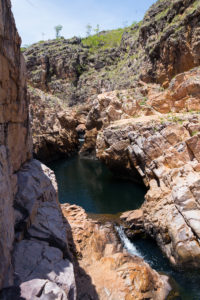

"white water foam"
[115, 225, 143, 258]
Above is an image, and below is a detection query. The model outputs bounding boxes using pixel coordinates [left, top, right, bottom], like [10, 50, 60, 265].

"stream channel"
[48, 156, 200, 300]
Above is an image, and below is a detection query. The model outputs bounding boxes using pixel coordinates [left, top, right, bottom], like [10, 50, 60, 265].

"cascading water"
[48, 156, 200, 299]
[115, 225, 143, 258]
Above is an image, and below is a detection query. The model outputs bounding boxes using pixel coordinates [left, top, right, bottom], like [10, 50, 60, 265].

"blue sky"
[11, 0, 156, 46]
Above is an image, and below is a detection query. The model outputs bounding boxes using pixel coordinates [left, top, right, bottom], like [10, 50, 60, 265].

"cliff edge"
[0, 1, 76, 298]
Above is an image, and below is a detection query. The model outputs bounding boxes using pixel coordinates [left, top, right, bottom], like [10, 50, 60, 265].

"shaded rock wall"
[0, 0, 32, 289]
[0, 1, 76, 298]
[29, 87, 79, 162]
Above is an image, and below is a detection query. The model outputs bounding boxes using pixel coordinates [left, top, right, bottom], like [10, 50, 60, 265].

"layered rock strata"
[62, 204, 171, 300]
[0, 1, 76, 298]
[0, 0, 32, 289]
[82, 66, 200, 157]
[24, 0, 200, 104]
[24, 0, 200, 160]
[0, 1, 175, 299]
[96, 113, 200, 267]
[29, 86, 79, 162]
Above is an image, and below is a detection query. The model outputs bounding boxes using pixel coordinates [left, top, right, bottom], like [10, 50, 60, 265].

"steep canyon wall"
[0, 1, 76, 298]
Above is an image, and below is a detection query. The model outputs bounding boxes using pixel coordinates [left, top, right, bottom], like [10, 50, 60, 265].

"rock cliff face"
[82, 66, 200, 157]
[0, 1, 174, 299]
[29, 87, 79, 162]
[96, 112, 200, 267]
[121, 0, 200, 87]
[62, 204, 171, 300]
[0, 1, 76, 298]
[87, 65, 200, 268]
[25, 0, 200, 103]
[0, 0, 32, 289]
[21, 0, 200, 271]
[24, 0, 200, 160]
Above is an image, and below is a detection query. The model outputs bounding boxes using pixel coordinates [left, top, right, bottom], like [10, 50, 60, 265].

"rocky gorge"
[1, 0, 200, 299]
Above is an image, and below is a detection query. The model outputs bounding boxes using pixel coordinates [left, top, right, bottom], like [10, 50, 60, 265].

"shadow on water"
[48, 156, 146, 214]
[131, 237, 200, 300]
[48, 156, 200, 300]
[0, 160, 99, 300]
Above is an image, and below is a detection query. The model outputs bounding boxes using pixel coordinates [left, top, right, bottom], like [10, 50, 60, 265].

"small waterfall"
[78, 132, 85, 149]
[115, 225, 143, 258]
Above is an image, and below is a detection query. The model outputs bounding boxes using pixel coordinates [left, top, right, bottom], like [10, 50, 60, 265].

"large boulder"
[97, 113, 200, 268]
[0, 1, 76, 298]
[62, 204, 171, 300]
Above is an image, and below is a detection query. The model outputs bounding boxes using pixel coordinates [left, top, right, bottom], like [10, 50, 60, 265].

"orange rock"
[62, 204, 171, 300]
[96, 113, 200, 268]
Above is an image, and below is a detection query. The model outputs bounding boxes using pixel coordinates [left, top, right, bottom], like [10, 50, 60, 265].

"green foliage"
[82, 27, 126, 52]
[139, 97, 147, 106]
[167, 115, 184, 124]
[76, 64, 86, 76]
[20, 47, 27, 53]
[192, 130, 199, 136]
[131, 21, 138, 27]
[153, 127, 158, 132]
[54, 25, 63, 39]
[159, 117, 165, 125]
[94, 24, 100, 35]
[20, 44, 30, 52]
[155, 7, 170, 21]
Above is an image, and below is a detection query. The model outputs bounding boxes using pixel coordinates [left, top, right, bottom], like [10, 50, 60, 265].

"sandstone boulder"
[97, 113, 200, 268]
[62, 204, 171, 300]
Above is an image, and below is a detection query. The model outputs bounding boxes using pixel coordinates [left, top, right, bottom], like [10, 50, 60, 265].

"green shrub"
[192, 130, 199, 136]
[82, 28, 126, 52]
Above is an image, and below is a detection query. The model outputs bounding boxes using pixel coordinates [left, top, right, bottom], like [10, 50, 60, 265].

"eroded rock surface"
[24, 0, 200, 103]
[96, 113, 200, 267]
[0, 1, 76, 298]
[83, 67, 200, 157]
[13, 160, 76, 300]
[29, 87, 79, 161]
[1, 2, 172, 299]
[62, 204, 171, 300]
[0, 0, 32, 289]
[24, 0, 200, 161]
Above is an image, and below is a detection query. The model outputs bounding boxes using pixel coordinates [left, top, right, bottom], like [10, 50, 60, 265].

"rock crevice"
[0, 1, 76, 298]
[96, 112, 200, 267]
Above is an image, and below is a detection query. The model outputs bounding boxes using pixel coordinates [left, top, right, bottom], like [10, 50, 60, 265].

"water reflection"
[48, 156, 200, 300]
[48, 156, 146, 214]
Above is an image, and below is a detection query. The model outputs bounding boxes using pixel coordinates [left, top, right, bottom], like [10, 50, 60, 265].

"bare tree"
[94, 24, 100, 35]
[86, 24, 92, 37]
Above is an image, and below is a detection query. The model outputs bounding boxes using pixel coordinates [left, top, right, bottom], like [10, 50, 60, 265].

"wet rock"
[62, 204, 171, 300]
[79, 128, 98, 158]
[97, 113, 200, 268]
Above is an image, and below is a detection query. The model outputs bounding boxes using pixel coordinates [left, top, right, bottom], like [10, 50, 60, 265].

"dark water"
[48, 156, 146, 214]
[133, 237, 200, 300]
[48, 156, 200, 300]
